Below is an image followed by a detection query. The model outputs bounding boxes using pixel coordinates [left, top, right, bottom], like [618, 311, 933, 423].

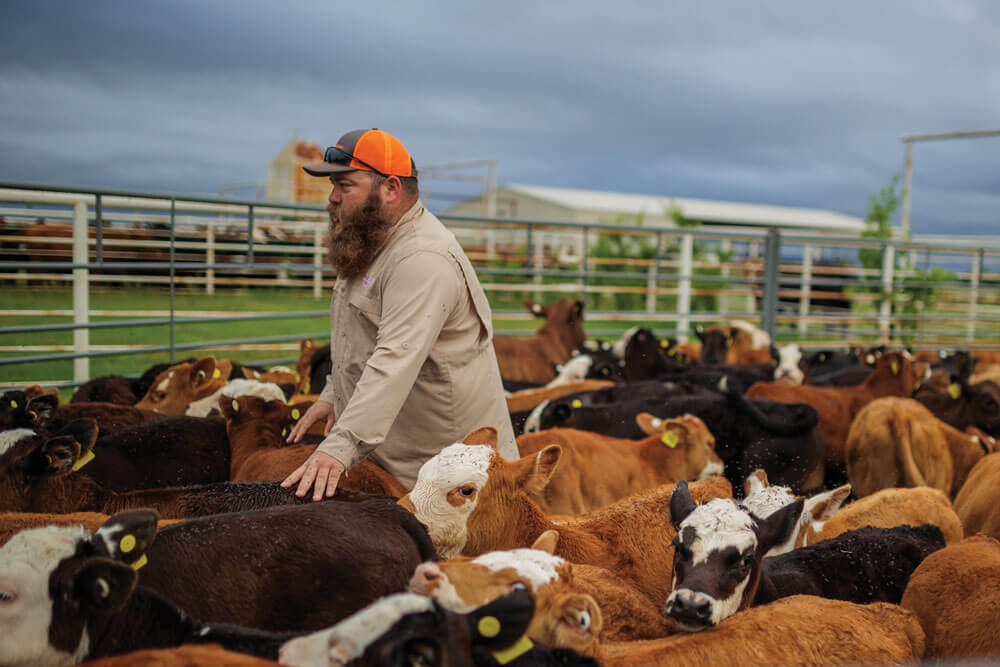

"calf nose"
[667, 590, 713, 624]
[409, 562, 441, 595]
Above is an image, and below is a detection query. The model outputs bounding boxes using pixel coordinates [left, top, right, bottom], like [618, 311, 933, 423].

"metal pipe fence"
[2, 181, 1000, 389]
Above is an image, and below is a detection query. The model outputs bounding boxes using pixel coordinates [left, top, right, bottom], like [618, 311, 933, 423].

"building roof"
[501, 184, 866, 232]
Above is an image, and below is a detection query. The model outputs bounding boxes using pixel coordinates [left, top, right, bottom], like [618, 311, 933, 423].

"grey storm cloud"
[0, 0, 998, 234]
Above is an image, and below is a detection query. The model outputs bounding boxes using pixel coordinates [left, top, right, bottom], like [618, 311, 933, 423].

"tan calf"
[516, 416, 723, 515]
[505, 379, 614, 415]
[0, 511, 182, 548]
[901, 535, 1000, 660]
[953, 452, 1000, 540]
[399, 426, 731, 606]
[133, 356, 233, 415]
[846, 397, 993, 497]
[493, 299, 586, 384]
[747, 350, 922, 467]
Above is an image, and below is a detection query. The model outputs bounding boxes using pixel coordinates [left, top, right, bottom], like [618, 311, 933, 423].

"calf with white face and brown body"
[515, 415, 723, 515]
[399, 428, 732, 606]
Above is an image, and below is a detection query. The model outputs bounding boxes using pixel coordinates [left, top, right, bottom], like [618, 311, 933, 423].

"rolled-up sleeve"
[316, 251, 459, 469]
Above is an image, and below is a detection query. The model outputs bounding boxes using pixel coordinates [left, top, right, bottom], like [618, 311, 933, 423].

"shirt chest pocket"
[348, 290, 381, 333]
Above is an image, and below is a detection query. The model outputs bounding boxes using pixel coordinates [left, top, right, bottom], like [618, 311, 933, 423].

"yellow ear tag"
[282, 427, 289, 438]
[890, 360, 899, 375]
[661, 430, 679, 448]
[212, 368, 222, 379]
[302, 379, 310, 394]
[493, 636, 534, 665]
[660, 339, 669, 348]
[10, 400, 17, 408]
[71, 450, 95, 472]
[131, 554, 148, 571]
[478, 616, 501, 638]
[948, 383, 961, 400]
[571, 399, 582, 408]
[291, 408, 301, 420]
[120, 534, 136, 553]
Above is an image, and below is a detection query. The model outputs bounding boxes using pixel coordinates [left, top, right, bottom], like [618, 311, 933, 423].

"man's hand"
[281, 450, 346, 501]
[286, 400, 336, 444]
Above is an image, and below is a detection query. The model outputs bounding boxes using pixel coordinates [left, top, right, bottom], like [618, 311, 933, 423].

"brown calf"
[399, 427, 731, 606]
[493, 299, 586, 384]
[516, 417, 723, 515]
[81, 645, 278, 666]
[746, 350, 922, 467]
[505, 379, 614, 415]
[901, 535, 1000, 660]
[220, 388, 407, 496]
[846, 397, 993, 497]
[133, 356, 234, 415]
[0, 511, 182, 547]
[953, 451, 1000, 540]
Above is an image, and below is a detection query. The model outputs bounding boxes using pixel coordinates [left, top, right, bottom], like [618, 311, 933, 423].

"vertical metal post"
[580, 226, 588, 304]
[313, 224, 323, 299]
[746, 240, 760, 314]
[878, 242, 895, 343]
[901, 140, 913, 241]
[719, 238, 731, 317]
[760, 229, 781, 341]
[798, 243, 813, 336]
[486, 160, 497, 218]
[524, 223, 533, 272]
[677, 233, 694, 343]
[169, 198, 176, 363]
[533, 230, 544, 287]
[646, 232, 662, 313]
[94, 194, 103, 264]
[246, 204, 255, 265]
[72, 200, 89, 382]
[968, 249, 983, 342]
[205, 223, 215, 295]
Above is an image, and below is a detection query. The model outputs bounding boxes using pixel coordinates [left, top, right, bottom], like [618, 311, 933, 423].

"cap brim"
[302, 161, 359, 177]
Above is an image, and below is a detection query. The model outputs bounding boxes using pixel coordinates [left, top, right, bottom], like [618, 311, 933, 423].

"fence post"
[677, 233, 693, 342]
[646, 232, 662, 313]
[798, 243, 813, 336]
[313, 225, 323, 299]
[968, 249, 982, 342]
[878, 242, 895, 343]
[205, 223, 215, 295]
[760, 229, 781, 341]
[533, 230, 544, 287]
[72, 200, 89, 382]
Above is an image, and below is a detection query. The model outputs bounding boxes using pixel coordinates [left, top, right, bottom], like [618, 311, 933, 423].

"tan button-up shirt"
[316, 200, 518, 489]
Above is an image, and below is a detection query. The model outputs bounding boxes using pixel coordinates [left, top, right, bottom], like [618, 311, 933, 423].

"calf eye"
[459, 487, 475, 497]
[0, 590, 14, 603]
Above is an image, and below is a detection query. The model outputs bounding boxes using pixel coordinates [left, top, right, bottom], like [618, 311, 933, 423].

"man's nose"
[329, 188, 341, 205]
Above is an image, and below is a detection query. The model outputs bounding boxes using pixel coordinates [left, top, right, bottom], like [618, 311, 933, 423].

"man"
[282, 128, 518, 500]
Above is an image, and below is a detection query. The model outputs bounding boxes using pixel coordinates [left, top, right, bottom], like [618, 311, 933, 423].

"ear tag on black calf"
[72, 450, 95, 472]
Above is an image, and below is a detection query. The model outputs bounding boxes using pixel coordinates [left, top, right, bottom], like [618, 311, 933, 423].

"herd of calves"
[2, 300, 1000, 665]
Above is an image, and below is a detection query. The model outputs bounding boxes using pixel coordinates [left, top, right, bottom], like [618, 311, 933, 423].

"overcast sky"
[1, 1, 997, 235]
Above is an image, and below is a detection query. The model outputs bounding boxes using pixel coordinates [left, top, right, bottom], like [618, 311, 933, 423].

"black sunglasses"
[323, 146, 385, 176]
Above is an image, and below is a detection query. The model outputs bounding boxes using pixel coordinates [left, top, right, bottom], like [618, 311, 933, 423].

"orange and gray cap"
[303, 128, 416, 178]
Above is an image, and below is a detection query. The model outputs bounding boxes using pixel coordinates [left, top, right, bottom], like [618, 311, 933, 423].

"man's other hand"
[286, 399, 336, 444]
[281, 450, 346, 501]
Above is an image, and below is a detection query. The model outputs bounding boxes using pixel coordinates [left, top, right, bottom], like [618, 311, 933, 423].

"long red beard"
[327, 191, 392, 278]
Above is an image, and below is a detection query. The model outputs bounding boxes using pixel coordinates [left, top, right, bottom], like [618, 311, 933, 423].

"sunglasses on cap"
[323, 146, 386, 176]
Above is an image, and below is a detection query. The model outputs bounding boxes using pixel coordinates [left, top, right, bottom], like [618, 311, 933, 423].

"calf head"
[969, 381, 1000, 436]
[529, 299, 586, 354]
[219, 380, 295, 443]
[635, 412, 724, 480]
[664, 479, 803, 631]
[0, 390, 58, 431]
[866, 350, 923, 397]
[773, 344, 804, 385]
[279, 590, 535, 667]
[133, 356, 232, 414]
[398, 427, 561, 558]
[0, 420, 98, 513]
[693, 325, 732, 365]
[410, 539, 601, 654]
[740, 471, 852, 554]
[0, 510, 157, 666]
[623, 327, 676, 380]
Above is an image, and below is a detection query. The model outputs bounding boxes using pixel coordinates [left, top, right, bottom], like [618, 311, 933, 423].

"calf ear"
[744, 469, 769, 497]
[692, 324, 706, 342]
[670, 480, 697, 529]
[91, 510, 159, 570]
[515, 445, 561, 494]
[571, 300, 584, 317]
[72, 558, 137, 614]
[467, 590, 535, 652]
[756, 498, 804, 556]
[463, 427, 499, 450]
[636, 412, 665, 435]
[53, 418, 99, 450]
[803, 484, 851, 523]
[191, 356, 219, 388]
[531, 530, 559, 554]
[526, 301, 547, 318]
[25, 394, 58, 428]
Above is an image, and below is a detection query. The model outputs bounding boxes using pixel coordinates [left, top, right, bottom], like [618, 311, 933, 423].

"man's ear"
[72, 558, 137, 614]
